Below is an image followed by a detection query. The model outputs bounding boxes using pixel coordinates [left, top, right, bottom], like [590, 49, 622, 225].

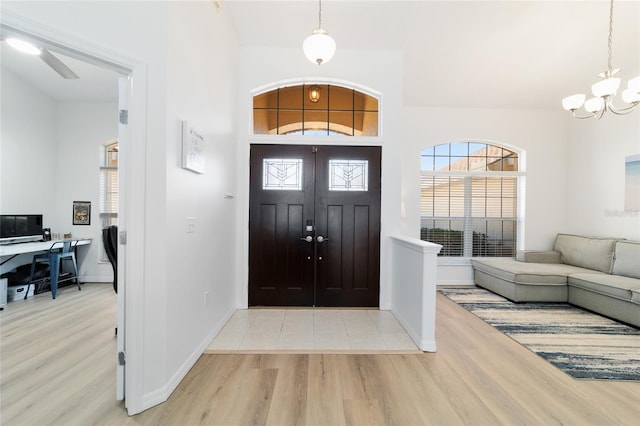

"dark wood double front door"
[249, 144, 381, 307]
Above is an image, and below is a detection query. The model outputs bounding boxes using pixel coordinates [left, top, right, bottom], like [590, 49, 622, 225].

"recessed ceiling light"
[6, 38, 42, 55]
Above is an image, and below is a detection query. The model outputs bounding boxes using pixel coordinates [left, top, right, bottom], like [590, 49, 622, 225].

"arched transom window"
[253, 84, 378, 136]
[420, 141, 522, 257]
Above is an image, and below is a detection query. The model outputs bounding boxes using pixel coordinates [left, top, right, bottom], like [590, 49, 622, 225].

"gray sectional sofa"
[471, 233, 640, 328]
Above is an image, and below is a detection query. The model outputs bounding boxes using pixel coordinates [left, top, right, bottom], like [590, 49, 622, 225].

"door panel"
[249, 145, 315, 306]
[315, 146, 381, 307]
[249, 144, 380, 307]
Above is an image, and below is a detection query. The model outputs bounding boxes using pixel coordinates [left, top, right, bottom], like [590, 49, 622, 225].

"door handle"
[316, 235, 329, 243]
[301, 236, 313, 243]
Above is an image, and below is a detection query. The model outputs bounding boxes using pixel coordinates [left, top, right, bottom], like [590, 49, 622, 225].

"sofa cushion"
[515, 250, 561, 263]
[631, 289, 640, 305]
[553, 233, 618, 273]
[612, 240, 640, 280]
[568, 273, 637, 302]
[472, 258, 597, 285]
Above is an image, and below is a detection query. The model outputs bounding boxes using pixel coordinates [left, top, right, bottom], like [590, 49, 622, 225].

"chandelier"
[302, 0, 336, 65]
[562, 0, 640, 119]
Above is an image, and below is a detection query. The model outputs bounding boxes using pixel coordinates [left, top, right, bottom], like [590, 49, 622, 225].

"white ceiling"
[1, 1, 638, 109]
[1, 41, 121, 102]
[225, 0, 640, 109]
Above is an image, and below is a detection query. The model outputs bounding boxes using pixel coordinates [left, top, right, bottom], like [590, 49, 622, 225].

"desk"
[1, 239, 92, 278]
[0, 239, 92, 264]
[0, 238, 92, 299]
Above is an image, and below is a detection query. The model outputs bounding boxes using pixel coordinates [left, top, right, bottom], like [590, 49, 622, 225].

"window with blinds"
[99, 141, 118, 261]
[420, 142, 520, 257]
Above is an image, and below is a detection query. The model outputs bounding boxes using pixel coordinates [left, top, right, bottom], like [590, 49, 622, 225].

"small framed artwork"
[625, 154, 640, 212]
[72, 201, 91, 225]
[181, 120, 205, 174]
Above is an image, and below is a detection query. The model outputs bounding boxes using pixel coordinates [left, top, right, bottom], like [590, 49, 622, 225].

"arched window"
[253, 84, 378, 136]
[420, 141, 522, 257]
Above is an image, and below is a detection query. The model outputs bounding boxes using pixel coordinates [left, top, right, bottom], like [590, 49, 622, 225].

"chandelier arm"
[570, 110, 598, 120]
[594, 108, 606, 120]
[607, 101, 640, 115]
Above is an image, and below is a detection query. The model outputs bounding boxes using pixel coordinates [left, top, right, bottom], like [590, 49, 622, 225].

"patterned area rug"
[439, 287, 640, 381]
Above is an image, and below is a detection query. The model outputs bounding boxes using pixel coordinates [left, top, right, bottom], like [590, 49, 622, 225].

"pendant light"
[308, 85, 321, 103]
[302, 0, 336, 65]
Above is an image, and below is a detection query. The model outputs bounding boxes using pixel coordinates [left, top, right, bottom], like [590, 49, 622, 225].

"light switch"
[187, 217, 196, 233]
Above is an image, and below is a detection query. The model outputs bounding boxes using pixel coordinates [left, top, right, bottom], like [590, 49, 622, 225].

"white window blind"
[420, 142, 521, 257]
[99, 142, 118, 262]
[99, 167, 118, 222]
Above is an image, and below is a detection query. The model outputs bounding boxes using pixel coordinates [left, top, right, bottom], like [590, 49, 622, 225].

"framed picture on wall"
[181, 120, 205, 174]
[626, 154, 640, 212]
[72, 201, 91, 225]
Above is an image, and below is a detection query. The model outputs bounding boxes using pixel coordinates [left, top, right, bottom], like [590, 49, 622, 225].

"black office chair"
[102, 225, 118, 293]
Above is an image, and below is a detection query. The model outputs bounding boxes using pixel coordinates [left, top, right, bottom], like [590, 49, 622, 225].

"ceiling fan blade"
[39, 48, 79, 79]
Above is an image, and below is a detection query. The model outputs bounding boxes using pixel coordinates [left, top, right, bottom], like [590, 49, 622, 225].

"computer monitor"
[0, 214, 44, 244]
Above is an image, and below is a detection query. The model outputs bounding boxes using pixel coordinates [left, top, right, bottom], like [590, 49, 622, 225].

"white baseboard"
[139, 305, 237, 413]
[391, 307, 437, 353]
[79, 276, 112, 283]
[436, 279, 475, 286]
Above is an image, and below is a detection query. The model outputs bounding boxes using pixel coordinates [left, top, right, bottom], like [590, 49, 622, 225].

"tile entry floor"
[205, 309, 421, 353]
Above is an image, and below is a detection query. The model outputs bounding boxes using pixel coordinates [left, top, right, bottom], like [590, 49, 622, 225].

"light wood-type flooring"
[1, 283, 639, 425]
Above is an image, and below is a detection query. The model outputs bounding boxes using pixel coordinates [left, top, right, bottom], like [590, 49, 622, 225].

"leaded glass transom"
[329, 159, 368, 191]
[253, 84, 379, 136]
[263, 158, 303, 190]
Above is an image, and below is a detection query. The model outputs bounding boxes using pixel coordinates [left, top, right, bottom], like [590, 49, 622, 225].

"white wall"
[403, 107, 569, 284]
[1, 0, 240, 414]
[55, 102, 118, 281]
[163, 0, 239, 397]
[0, 69, 57, 219]
[565, 113, 640, 240]
[235, 46, 404, 310]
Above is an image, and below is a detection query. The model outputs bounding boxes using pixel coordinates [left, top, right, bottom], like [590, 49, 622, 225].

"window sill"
[436, 258, 472, 266]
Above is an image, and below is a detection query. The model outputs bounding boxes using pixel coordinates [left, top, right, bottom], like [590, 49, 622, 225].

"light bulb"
[627, 75, 640, 92]
[6, 38, 41, 55]
[622, 88, 640, 104]
[562, 94, 586, 111]
[584, 97, 604, 113]
[591, 77, 620, 97]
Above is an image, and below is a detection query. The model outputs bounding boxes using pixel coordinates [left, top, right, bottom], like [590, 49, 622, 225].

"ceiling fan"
[2, 36, 79, 79]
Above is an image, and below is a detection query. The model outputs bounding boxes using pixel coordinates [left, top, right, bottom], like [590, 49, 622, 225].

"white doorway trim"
[0, 11, 148, 415]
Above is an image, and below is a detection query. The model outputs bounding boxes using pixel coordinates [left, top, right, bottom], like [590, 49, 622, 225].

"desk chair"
[27, 240, 81, 299]
[102, 225, 118, 335]
[102, 225, 117, 293]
